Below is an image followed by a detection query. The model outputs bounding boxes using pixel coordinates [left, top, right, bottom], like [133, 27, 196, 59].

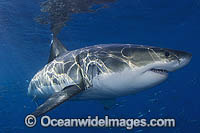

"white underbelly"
[73, 68, 167, 100]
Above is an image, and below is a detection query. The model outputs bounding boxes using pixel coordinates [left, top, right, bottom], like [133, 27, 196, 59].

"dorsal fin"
[48, 35, 68, 63]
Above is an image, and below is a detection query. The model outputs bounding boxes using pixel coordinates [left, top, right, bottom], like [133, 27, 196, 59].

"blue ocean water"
[0, 0, 199, 132]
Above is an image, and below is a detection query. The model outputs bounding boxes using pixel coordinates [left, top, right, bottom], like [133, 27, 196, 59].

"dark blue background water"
[0, 0, 199, 132]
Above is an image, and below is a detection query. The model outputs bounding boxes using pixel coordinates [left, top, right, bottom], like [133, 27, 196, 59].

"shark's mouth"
[150, 68, 169, 75]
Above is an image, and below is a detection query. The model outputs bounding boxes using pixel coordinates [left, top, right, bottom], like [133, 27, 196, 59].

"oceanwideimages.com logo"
[25, 115, 175, 129]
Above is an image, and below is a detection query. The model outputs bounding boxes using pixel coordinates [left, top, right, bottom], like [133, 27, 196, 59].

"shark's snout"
[174, 51, 192, 70]
[145, 49, 192, 74]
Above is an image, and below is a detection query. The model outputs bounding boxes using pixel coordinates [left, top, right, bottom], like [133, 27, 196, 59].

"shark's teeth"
[150, 68, 168, 74]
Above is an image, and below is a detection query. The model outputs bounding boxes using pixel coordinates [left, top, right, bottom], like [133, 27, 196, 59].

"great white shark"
[28, 36, 192, 117]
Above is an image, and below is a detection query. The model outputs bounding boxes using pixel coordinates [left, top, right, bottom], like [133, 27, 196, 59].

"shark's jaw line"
[150, 68, 169, 75]
[142, 59, 182, 76]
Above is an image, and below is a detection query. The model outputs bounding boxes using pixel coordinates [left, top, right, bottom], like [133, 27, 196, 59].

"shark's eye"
[165, 51, 170, 57]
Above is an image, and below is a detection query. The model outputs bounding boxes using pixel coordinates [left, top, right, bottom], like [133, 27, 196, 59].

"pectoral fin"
[32, 84, 84, 117]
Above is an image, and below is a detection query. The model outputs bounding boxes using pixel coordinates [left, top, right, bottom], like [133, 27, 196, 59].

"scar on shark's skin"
[28, 35, 192, 117]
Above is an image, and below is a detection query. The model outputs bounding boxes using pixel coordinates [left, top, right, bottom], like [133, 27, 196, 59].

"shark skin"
[28, 36, 192, 117]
